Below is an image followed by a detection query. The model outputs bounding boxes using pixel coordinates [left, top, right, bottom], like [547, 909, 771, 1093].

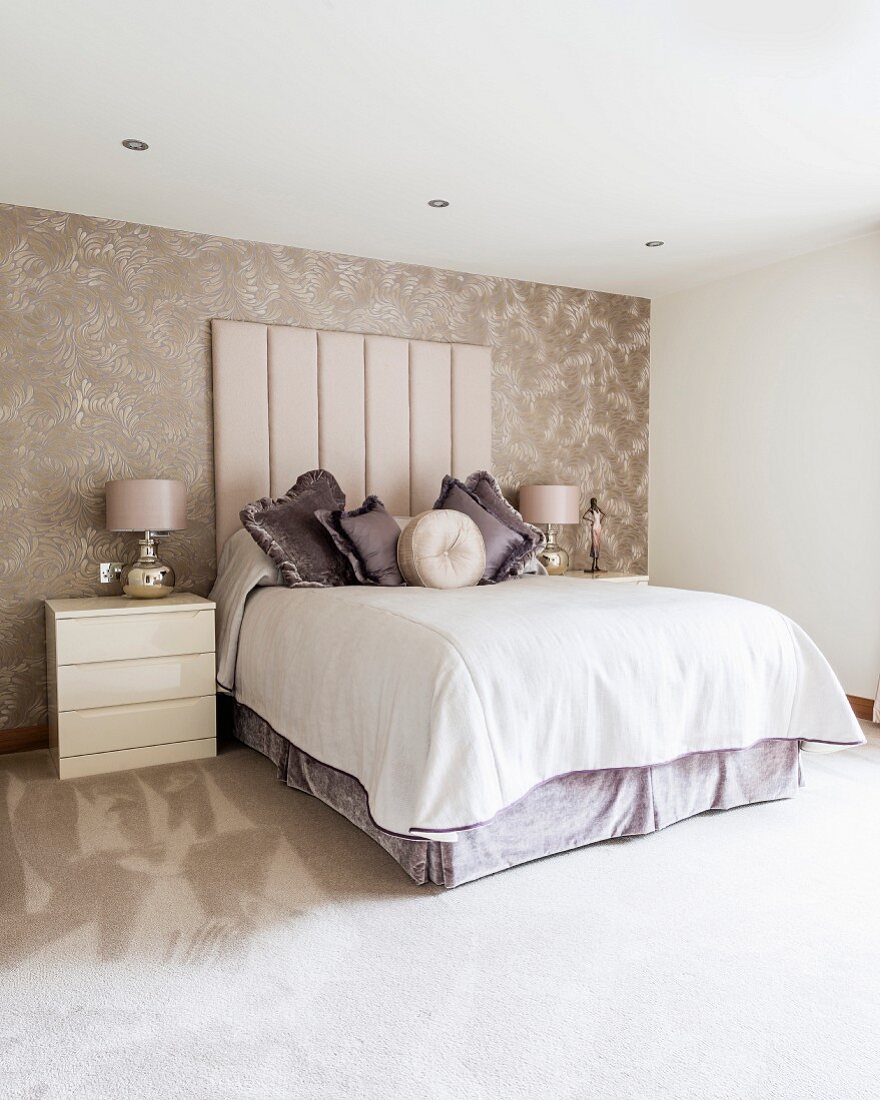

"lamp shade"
[519, 484, 580, 525]
[105, 479, 187, 532]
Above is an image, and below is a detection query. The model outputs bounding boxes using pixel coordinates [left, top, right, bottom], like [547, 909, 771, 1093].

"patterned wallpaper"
[0, 202, 649, 729]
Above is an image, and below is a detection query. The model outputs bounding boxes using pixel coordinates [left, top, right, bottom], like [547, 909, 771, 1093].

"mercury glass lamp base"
[537, 531, 570, 576]
[122, 534, 176, 598]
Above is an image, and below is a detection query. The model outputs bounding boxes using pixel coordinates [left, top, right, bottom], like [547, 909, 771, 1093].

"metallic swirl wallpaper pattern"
[0, 202, 649, 729]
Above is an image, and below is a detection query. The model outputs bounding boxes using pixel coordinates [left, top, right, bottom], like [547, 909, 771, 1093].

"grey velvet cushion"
[433, 473, 541, 583]
[316, 496, 405, 586]
[240, 469, 354, 588]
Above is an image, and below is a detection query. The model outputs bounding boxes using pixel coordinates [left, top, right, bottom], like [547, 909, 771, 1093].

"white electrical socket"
[99, 562, 125, 584]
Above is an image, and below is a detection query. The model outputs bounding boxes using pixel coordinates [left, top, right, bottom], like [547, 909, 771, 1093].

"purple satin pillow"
[434, 473, 541, 583]
[465, 470, 545, 576]
[240, 469, 355, 588]
[316, 496, 405, 586]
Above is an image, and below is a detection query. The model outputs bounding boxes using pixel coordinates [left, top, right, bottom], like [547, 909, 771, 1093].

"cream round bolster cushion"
[397, 510, 486, 589]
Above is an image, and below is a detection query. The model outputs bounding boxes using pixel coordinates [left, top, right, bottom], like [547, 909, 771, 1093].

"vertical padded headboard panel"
[365, 335, 410, 516]
[212, 321, 270, 559]
[267, 325, 319, 496]
[211, 320, 491, 558]
[409, 340, 452, 515]
[317, 331, 367, 504]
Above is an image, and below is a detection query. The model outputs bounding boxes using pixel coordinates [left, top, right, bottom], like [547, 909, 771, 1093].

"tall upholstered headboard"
[211, 320, 492, 558]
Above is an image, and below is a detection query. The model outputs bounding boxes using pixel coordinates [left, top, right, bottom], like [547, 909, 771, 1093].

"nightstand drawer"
[57, 738, 216, 780]
[55, 609, 214, 666]
[58, 696, 216, 757]
[57, 652, 216, 711]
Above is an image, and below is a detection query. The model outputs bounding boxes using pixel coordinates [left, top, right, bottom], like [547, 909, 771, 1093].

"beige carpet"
[1, 723, 878, 1100]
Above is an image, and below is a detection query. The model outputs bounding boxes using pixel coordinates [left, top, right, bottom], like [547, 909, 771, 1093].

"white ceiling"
[3, 1, 879, 297]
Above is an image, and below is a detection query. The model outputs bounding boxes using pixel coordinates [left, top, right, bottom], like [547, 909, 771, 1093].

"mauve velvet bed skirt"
[232, 702, 803, 888]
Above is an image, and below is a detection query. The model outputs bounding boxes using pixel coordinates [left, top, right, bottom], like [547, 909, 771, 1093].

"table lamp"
[105, 478, 187, 598]
[518, 484, 580, 575]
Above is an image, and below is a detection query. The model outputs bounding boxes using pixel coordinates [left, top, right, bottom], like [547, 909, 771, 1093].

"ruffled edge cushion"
[240, 469, 354, 588]
[434, 472, 543, 583]
[316, 495, 405, 586]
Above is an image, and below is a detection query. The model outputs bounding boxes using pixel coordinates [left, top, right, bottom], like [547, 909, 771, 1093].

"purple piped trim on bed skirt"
[233, 702, 418, 840]
[232, 702, 812, 888]
[408, 735, 862, 836]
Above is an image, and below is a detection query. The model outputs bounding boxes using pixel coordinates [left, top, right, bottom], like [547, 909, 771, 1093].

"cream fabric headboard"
[211, 320, 492, 558]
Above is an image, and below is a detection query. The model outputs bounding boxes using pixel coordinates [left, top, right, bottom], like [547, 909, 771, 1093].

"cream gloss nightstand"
[45, 593, 216, 779]
[564, 571, 649, 585]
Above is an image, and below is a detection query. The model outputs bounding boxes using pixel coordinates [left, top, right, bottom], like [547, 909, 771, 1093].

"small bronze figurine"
[583, 497, 607, 573]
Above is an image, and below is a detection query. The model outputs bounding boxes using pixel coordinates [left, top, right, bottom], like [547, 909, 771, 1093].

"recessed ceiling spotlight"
[122, 138, 149, 151]
[645, 240, 664, 247]
[428, 199, 449, 208]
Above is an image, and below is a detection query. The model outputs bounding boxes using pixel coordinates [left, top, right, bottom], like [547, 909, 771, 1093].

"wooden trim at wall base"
[0, 725, 49, 755]
[847, 696, 875, 723]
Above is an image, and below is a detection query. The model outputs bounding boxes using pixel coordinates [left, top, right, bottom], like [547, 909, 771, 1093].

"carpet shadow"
[0, 744, 433, 970]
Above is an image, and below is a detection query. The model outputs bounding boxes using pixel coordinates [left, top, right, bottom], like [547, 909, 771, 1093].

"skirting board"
[0, 725, 49, 755]
[0, 695, 875, 758]
[847, 695, 875, 723]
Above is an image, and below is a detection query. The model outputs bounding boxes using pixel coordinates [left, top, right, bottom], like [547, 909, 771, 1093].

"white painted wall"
[650, 232, 880, 698]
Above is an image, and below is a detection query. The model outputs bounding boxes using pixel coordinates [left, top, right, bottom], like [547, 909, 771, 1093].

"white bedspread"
[214, 535, 864, 840]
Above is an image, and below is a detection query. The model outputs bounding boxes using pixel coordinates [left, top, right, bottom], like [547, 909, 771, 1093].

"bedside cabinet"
[564, 571, 649, 585]
[45, 594, 216, 779]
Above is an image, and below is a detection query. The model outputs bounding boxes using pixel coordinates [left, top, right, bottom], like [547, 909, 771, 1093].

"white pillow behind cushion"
[397, 511, 486, 589]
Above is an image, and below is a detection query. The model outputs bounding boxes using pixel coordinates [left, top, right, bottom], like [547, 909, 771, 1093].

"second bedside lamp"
[105, 478, 187, 598]
[518, 484, 580, 575]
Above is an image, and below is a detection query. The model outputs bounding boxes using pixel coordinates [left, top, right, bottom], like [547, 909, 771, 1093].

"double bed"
[210, 319, 864, 887]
